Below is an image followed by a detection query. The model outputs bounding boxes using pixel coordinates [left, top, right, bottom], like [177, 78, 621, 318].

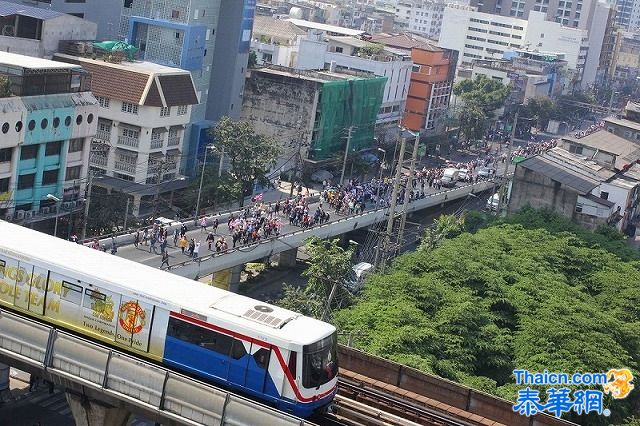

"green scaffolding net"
[92, 41, 139, 62]
[311, 76, 387, 161]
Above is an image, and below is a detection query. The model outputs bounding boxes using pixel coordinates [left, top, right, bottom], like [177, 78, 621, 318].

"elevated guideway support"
[0, 308, 310, 426]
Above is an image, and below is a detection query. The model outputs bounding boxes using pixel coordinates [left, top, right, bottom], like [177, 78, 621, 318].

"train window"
[254, 348, 270, 370]
[288, 351, 297, 377]
[168, 317, 233, 356]
[230, 339, 247, 360]
[302, 333, 338, 389]
[0, 260, 5, 277]
[83, 288, 106, 310]
[61, 281, 82, 305]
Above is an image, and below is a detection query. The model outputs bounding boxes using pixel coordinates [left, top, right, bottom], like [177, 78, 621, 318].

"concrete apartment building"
[438, 7, 601, 87]
[0, 52, 97, 233]
[603, 101, 640, 144]
[394, 0, 448, 39]
[0, 1, 96, 58]
[251, 15, 306, 67]
[240, 66, 386, 171]
[4, 0, 119, 40]
[53, 53, 199, 217]
[18, 0, 256, 176]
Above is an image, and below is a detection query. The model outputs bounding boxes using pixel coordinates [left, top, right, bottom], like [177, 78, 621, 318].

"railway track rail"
[320, 378, 477, 426]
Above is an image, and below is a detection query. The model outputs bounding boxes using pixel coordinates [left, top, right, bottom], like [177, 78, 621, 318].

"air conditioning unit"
[41, 207, 50, 215]
[62, 202, 73, 210]
[15, 210, 25, 220]
[4, 214, 12, 222]
[24, 211, 33, 220]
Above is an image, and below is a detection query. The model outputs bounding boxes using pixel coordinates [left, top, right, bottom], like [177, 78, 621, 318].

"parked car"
[477, 166, 496, 178]
[457, 169, 469, 181]
[441, 168, 460, 187]
[345, 262, 374, 293]
[486, 193, 500, 211]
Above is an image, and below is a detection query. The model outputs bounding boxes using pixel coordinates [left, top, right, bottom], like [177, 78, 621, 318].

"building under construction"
[240, 65, 386, 172]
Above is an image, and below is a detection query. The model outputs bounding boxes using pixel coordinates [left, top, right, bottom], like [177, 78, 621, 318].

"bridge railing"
[0, 308, 307, 426]
[161, 179, 497, 274]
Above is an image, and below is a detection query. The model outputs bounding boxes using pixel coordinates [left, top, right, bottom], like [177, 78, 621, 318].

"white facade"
[439, 5, 527, 68]
[296, 36, 413, 125]
[395, 0, 449, 39]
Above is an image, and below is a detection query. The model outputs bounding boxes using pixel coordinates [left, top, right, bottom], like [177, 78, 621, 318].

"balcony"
[117, 135, 139, 148]
[150, 139, 164, 149]
[90, 155, 108, 167]
[115, 161, 136, 174]
[95, 129, 111, 141]
[167, 136, 180, 146]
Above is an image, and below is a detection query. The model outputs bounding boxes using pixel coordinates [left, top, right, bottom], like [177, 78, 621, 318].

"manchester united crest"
[118, 301, 146, 334]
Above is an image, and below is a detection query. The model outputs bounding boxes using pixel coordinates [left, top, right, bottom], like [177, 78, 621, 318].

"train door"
[227, 339, 249, 387]
[26, 265, 48, 315]
[115, 298, 154, 353]
[244, 345, 271, 395]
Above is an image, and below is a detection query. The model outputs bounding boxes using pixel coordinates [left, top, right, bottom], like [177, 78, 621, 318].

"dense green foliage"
[334, 212, 640, 425]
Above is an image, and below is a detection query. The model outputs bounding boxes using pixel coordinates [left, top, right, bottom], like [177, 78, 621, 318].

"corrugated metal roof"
[253, 16, 306, 40]
[0, 1, 64, 20]
[519, 154, 600, 194]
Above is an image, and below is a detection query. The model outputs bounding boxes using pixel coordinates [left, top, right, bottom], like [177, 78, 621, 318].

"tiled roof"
[369, 32, 441, 51]
[253, 16, 305, 40]
[156, 75, 198, 107]
[0, 0, 64, 20]
[53, 54, 198, 107]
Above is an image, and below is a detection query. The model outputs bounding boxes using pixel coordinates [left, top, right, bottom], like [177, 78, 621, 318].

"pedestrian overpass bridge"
[126, 180, 495, 284]
[0, 307, 309, 426]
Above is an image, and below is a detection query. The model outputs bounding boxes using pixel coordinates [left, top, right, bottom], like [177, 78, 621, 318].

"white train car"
[0, 221, 338, 417]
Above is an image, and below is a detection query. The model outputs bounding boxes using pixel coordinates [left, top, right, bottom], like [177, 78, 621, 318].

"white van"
[486, 193, 500, 211]
[441, 168, 460, 187]
[345, 262, 374, 292]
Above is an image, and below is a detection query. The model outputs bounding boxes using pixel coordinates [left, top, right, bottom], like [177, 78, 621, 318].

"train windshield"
[302, 332, 338, 389]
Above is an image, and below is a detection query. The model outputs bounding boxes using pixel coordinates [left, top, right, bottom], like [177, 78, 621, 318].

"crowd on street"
[80, 138, 557, 267]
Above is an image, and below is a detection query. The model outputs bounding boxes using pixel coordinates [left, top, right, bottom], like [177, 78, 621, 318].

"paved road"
[109, 176, 497, 272]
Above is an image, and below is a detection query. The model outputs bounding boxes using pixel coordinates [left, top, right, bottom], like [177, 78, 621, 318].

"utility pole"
[195, 146, 209, 220]
[123, 196, 130, 231]
[218, 147, 224, 178]
[340, 126, 354, 186]
[496, 109, 518, 216]
[375, 133, 407, 273]
[152, 158, 175, 220]
[396, 131, 420, 250]
[80, 171, 93, 241]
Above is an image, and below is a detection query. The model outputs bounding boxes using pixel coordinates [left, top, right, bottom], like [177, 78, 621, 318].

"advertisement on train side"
[0, 257, 160, 357]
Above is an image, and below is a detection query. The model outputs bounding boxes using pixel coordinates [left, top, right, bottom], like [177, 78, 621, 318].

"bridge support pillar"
[278, 248, 297, 268]
[228, 264, 244, 293]
[130, 195, 142, 217]
[66, 393, 131, 426]
[0, 363, 11, 402]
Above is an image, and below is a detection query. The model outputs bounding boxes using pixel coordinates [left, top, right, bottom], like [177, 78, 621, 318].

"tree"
[248, 50, 257, 69]
[458, 102, 487, 142]
[172, 165, 238, 215]
[420, 214, 465, 251]
[276, 285, 323, 318]
[453, 75, 510, 114]
[0, 75, 11, 98]
[210, 117, 280, 207]
[86, 189, 130, 236]
[334, 210, 640, 425]
[519, 97, 556, 129]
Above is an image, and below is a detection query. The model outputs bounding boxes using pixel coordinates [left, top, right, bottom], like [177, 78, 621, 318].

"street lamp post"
[195, 145, 212, 221]
[46, 194, 61, 237]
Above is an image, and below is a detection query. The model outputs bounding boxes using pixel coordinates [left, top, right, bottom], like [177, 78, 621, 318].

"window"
[288, 351, 297, 377]
[17, 173, 35, 190]
[0, 148, 11, 163]
[160, 107, 171, 117]
[302, 333, 337, 389]
[43, 170, 58, 185]
[569, 145, 583, 155]
[45, 141, 62, 156]
[121, 102, 139, 114]
[230, 339, 247, 359]
[575, 203, 583, 213]
[167, 317, 234, 356]
[66, 166, 81, 181]
[1, 122, 8, 134]
[0, 177, 9, 193]
[20, 145, 38, 160]
[83, 288, 106, 310]
[171, 9, 180, 19]
[177, 105, 188, 115]
[600, 191, 609, 200]
[121, 128, 139, 139]
[411, 64, 421, 72]
[97, 96, 110, 108]
[335, 46, 343, 53]
[254, 348, 270, 369]
[69, 138, 83, 153]
[61, 281, 82, 305]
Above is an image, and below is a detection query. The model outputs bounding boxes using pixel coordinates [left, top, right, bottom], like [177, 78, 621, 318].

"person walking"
[193, 241, 201, 259]
[188, 238, 195, 257]
[200, 216, 208, 233]
[173, 228, 179, 246]
[160, 251, 170, 269]
[134, 230, 140, 248]
[149, 234, 157, 254]
[179, 236, 188, 254]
